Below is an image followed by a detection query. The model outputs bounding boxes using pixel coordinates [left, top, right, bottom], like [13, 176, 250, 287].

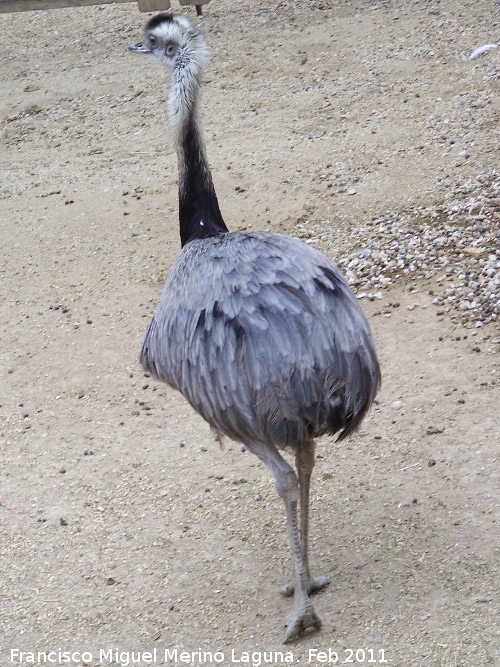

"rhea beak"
[128, 42, 152, 54]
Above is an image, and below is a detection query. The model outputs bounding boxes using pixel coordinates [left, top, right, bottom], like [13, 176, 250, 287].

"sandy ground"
[0, 0, 499, 665]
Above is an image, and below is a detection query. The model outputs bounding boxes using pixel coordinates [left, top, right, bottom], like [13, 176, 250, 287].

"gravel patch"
[304, 171, 500, 329]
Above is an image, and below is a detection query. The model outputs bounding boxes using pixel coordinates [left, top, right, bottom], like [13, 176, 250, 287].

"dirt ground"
[0, 0, 498, 666]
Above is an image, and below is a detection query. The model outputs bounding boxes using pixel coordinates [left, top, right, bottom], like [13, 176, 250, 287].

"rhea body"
[129, 14, 380, 642]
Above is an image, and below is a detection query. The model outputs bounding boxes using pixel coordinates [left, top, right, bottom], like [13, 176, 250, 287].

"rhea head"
[128, 13, 209, 79]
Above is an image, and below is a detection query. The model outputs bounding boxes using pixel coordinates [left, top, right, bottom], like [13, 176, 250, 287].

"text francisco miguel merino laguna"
[10, 649, 296, 666]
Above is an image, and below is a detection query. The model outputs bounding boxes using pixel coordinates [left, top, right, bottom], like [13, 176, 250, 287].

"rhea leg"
[281, 441, 330, 597]
[245, 441, 321, 642]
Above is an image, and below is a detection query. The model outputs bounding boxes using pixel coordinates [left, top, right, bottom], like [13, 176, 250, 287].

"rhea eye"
[149, 34, 156, 45]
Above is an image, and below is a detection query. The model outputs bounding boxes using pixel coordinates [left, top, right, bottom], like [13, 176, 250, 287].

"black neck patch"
[177, 114, 228, 246]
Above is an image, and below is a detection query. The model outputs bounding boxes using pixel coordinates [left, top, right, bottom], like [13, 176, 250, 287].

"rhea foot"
[283, 605, 322, 643]
[280, 574, 330, 598]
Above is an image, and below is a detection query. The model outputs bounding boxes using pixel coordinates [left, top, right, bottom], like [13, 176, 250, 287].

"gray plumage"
[130, 14, 380, 643]
[141, 232, 379, 449]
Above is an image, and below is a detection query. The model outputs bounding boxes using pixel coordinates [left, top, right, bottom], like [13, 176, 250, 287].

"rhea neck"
[168, 60, 228, 247]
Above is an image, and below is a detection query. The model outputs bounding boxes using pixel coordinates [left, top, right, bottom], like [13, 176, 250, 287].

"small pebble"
[426, 426, 444, 435]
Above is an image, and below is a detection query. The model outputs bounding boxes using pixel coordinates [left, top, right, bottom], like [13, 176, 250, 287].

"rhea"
[129, 14, 380, 642]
